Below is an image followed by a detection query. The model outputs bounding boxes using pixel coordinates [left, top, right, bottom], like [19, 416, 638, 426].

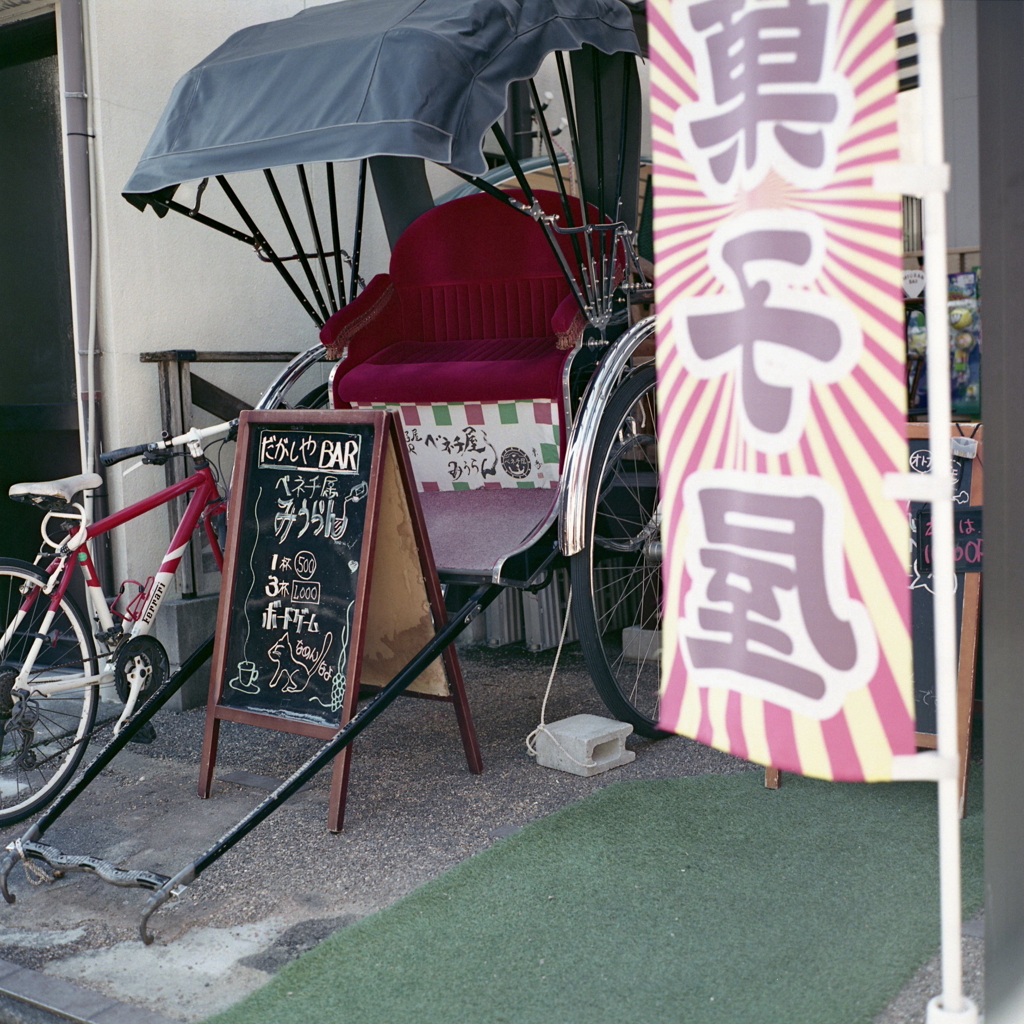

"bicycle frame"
[8, 465, 224, 720]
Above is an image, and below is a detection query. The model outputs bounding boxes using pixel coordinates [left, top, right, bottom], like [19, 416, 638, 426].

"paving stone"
[0, 965, 117, 1020]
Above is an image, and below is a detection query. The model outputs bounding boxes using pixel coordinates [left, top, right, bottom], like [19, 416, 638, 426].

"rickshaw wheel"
[570, 364, 668, 739]
[294, 383, 329, 408]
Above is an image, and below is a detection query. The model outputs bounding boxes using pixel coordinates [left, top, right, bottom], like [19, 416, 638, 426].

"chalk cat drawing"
[266, 632, 333, 693]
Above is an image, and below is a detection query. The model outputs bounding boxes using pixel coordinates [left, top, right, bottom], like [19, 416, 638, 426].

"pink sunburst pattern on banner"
[652, 0, 914, 782]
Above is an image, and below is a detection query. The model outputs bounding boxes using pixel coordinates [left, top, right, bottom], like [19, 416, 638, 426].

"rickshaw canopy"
[122, 0, 640, 203]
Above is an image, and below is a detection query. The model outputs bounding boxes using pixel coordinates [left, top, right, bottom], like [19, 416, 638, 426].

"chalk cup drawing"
[228, 660, 260, 695]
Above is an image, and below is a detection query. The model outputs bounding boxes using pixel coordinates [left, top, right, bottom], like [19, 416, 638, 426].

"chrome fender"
[256, 342, 328, 411]
[558, 316, 656, 556]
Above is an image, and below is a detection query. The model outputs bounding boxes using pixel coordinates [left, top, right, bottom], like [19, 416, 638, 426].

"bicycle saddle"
[8, 473, 103, 510]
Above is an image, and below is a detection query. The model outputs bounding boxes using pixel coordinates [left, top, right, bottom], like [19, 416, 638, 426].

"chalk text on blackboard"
[259, 429, 362, 475]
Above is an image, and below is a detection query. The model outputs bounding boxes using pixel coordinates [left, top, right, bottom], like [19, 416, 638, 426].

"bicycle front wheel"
[0, 558, 98, 827]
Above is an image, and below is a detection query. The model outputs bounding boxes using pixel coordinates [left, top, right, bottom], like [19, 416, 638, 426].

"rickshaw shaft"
[139, 582, 503, 941]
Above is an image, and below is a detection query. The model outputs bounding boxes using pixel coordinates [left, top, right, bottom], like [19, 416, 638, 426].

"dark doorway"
[0, 13, 82, 564]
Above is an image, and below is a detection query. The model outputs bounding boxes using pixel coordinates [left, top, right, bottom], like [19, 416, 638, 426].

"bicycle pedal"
[129, 721, 157, 744]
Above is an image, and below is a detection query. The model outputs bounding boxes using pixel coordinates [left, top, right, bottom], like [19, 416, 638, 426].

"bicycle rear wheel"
[0, 558, 98, 826]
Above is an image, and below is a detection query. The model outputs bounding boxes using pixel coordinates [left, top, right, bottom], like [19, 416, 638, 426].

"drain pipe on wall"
[57, 0, 110, 586]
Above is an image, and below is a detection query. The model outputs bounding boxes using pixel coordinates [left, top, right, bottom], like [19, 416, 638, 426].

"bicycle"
[0, 419, 236, 826]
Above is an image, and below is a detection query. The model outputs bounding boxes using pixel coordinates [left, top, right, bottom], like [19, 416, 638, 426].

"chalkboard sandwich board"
[766, 424, 983, 803]
[908, 423, 982, 816]
[199, 410, 481, 831]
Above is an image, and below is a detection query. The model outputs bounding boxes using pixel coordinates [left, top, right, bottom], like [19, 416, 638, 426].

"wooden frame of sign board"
[765, 424, 982, 813]
[907, 423, 982, 818]
[199, 409, 481, 832]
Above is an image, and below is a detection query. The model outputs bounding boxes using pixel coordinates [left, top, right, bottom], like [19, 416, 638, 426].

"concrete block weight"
[621, 625, 660, 663]
[534, 714, 635, 777]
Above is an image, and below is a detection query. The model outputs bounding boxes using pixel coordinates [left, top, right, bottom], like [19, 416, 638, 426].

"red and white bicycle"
[0, 420, 235, 825]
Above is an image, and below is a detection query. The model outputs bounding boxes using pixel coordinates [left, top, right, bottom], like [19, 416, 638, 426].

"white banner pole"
[916, 1, 976, 1020]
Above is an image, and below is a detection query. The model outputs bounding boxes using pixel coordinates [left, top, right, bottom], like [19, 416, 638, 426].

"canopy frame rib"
[491, 122, 589, 316]
[298, 164, 338, 314]
[326, 163, 346, 310]
[264, 168, 331, 323]
[144, 196, 256, 248]
[216, 175, 324, 328]
[592, 46, 606, 223]
[350, 159, 367, 304]
[556, 52, 589, 233]
[614, 57, 631, 221]
[529, 78, 585, 271]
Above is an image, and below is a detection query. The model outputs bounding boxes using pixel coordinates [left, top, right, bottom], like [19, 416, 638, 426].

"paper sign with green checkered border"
[357, 401, 560, 491]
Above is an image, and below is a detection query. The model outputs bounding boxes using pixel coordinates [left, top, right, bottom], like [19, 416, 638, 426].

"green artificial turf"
[206, 767, 983, 1024]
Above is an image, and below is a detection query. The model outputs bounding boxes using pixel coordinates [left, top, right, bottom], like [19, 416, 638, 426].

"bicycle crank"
[114, 636, 169, 704]
[113, 636, 169, 738]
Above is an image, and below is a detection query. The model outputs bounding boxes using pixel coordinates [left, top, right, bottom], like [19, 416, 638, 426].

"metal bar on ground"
[0, 636, 215, 905]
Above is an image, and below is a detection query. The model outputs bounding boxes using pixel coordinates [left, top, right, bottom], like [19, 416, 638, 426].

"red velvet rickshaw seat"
[334, 337, 565, 404]
[323, 189, 584, 408]
[321, 189, 584, 578]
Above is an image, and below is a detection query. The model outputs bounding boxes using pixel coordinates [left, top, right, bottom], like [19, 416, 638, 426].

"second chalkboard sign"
[907, 423, 982, 816]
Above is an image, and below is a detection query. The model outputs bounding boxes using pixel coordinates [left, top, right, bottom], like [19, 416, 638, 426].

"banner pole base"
[926, 995, 979, 1023]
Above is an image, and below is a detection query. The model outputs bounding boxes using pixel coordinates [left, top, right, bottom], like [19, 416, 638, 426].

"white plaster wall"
[85, 0, 392, 594]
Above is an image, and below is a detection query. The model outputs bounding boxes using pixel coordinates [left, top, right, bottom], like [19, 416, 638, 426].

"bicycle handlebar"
[99, 419, 238, 468]
[99, 442, 155, 468]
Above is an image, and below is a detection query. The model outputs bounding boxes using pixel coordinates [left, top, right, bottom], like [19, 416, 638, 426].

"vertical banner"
[652, 0, 914, 780]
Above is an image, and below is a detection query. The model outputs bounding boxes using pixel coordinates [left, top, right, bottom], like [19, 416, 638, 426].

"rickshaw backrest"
[387, 189, 590, 344]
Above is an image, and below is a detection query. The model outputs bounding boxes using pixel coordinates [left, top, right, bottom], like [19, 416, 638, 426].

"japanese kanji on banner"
[652, 0, 915, 781]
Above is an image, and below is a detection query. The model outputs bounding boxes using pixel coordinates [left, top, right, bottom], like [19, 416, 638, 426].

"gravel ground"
[131, 642, 750, 931]
[0, 640, 976, 1021]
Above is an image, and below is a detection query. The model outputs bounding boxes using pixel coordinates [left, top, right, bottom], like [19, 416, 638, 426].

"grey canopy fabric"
[122, 0, 640, 201]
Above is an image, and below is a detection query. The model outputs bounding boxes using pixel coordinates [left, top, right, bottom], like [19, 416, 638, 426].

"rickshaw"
[1, 0, 663, 939]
